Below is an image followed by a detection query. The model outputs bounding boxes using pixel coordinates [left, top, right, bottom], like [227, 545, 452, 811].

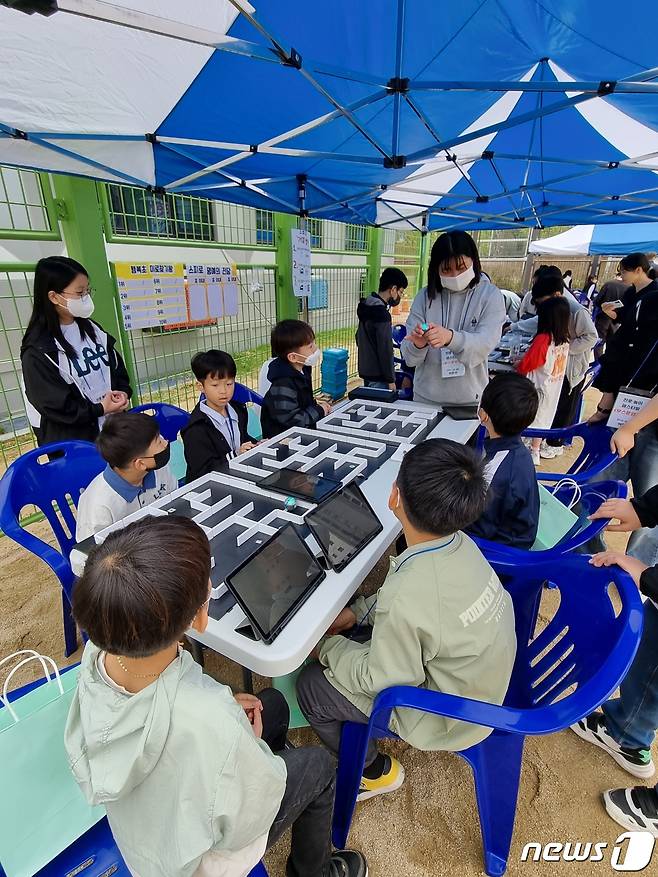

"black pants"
[547, 377, 585, 447]
[260, 689, 336, 877]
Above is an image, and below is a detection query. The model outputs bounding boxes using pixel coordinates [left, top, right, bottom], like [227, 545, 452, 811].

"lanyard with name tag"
[608, 338, 658, 428]
[441, 347, 466, 378]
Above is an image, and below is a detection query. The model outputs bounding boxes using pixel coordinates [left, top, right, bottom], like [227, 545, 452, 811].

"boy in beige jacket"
[297, 439, 517, 801]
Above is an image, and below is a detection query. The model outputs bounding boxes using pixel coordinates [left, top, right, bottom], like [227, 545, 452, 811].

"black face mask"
[148, 444, 171, 471]
[389, 294, 401, 308]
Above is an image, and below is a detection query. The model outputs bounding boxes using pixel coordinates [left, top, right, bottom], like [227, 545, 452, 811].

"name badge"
[441, 348, 466, 378]
[608, 386, 653, 429]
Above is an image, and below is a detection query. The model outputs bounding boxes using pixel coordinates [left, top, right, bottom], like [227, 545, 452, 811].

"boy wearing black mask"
[356, 267, 408, 390]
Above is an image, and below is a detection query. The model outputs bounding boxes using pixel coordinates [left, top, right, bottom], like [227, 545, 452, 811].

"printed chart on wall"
[114, 262, 239, 331]
[291, 228, 311, 298]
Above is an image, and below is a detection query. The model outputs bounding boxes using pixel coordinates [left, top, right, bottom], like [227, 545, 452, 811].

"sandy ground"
[1, 391, 655, 877]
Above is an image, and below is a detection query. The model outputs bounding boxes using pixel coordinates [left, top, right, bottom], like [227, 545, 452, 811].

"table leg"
[242, 667, 254, 694]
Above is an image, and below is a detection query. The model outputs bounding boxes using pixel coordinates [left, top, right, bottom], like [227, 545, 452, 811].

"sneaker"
[571, 713, 655, 779]
[357, 754, 405, 801]
[531, 449, 541, 467]
[540, 442, 564, 459]
[603, 786, 658, 837]
[329, 849, 368, 877]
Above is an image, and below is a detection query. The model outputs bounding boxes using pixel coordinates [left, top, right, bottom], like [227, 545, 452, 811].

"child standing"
[467, 373, 540, 549]
[182, 350, 256, 483]
[74, 412, 177, 551]
[516, 292, 571, 465]
[356, 267, 407, 390]
[65, 515, 367, 877]
[261, 320, 331, 439]
[296, 439, 516, 800]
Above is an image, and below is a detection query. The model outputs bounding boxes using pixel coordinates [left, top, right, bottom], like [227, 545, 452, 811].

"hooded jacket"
[356, 294, 395, 384]
[20, 320, 132, 445]
[182, 400, 253, 483]
[517, 290, 597, 389]
[399, 279, 505, 407]
[260, 358, 324, 439]
[65, 643, 286, 877]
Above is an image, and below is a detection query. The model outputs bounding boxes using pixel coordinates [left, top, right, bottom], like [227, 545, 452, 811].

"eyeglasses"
[62, 287, 94, 299]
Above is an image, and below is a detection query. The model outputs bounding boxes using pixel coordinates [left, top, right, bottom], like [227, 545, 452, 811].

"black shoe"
[603, 786, 658, 837]
[571, 713, 655, 779]
[329, 849, 368, 877]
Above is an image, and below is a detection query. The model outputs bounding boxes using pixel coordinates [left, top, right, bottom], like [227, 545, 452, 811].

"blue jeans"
[602, 600, 658, 750]
[594, 424, 658, 562]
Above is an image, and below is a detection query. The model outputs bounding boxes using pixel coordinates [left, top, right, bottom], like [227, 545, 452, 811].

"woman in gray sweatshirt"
[401, 231, 505, 407]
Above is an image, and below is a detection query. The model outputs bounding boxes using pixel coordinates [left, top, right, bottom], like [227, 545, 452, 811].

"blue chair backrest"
[233, 382, 264, 406]
[489, 557, 643, 720]
[128, 402, 189, 442]
[523, 422, 616, 483]
[0, 441, 104, 558]
[392, 324, 407, 348]
[474, 479, 627, 561]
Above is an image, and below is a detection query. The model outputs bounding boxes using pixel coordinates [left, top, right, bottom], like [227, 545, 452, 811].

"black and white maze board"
[80, 474, 312, 620]
[229, 427, 398, 484]
[317, 400, 441, 445]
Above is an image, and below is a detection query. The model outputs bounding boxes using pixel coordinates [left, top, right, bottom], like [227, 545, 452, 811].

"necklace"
[115, 655, 161, 679]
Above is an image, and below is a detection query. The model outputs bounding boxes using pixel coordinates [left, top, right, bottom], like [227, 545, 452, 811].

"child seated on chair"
[296, 439, 517, 801]
[74, 412, 176, 550]
[65, 515, 367, 877]
[466, 373, 541, 550]
[261, 320, 331, 439]
[181, 349, 257, 483]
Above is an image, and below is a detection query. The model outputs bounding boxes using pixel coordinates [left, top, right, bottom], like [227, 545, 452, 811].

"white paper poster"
[116, 262, 187, 330]
[291, 228, 311, 298]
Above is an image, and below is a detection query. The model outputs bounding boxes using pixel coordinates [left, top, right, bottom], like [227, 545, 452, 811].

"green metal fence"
[0, 168, 59, 240]
[306, 266, 366, 383]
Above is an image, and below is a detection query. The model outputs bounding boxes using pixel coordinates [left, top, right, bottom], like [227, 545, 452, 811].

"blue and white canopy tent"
[2, 0, 658, 232]
[529, 222, 658, 255]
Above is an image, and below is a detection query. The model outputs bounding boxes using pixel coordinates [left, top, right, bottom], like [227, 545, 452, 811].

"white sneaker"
[540, 443, 564, 459]
[531, 449, 541, 466]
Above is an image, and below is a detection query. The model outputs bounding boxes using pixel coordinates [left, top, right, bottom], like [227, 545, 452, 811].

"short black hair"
[191, 349, 237, 382]
[620, 252, 656, 280]
[532, 264, 563, 284]
[72, 515, 211, 657]
[427, 231, 482, 300]
[481, 374, 539, 436]
[397, 439, 488, 536]
[532, 272, 564, 302]
[271, 319, 315, 359]
[96, 412, 159, 469]
[379, 267, 408, 292]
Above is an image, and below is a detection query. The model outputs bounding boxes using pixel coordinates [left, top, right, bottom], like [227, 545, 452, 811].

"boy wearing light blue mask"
[261, 319, 332, 439]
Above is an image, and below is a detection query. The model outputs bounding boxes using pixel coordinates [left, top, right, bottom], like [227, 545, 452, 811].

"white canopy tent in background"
[529, 223, 658, 255]
[2, 0, 658, 231]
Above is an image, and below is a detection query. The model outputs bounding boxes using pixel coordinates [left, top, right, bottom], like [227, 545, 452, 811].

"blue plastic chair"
[523, 422, 616, 484]
[472, 478, 627, 561]
[233, 382, 264, 406]
[128, 401, 189, 441]
[331, 557, 643, 877]
[0, 441, 104, 656]
[569, 362, 601, 439]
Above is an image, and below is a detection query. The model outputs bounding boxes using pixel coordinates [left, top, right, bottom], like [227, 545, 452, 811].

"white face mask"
[61, 294, 95, 319]
[303, 349, 322, 368]
[439, 265, 475, 292]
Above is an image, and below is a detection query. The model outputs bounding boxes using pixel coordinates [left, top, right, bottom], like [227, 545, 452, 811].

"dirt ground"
[1, 391, 655, 877]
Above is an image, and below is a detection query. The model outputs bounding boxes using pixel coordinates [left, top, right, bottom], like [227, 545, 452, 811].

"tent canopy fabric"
[2, 0, 658, 231]
[529, 223, 658, 255]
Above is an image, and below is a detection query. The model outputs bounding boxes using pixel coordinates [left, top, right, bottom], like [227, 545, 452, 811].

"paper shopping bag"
[531, 483, 581, 550]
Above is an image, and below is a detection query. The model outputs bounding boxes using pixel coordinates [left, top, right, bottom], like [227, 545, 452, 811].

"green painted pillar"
[418, 231, 430, 292]
[365, 226, 384, 295]
[51, 175, 137, 391]
[274, 212, 299, 321]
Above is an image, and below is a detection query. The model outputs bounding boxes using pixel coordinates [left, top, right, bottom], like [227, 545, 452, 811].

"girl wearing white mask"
[21, 256, 133, 446]
[401, 231, 506, 408]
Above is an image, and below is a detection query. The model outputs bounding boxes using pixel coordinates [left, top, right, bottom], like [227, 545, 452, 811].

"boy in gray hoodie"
[65, 515, 366, 877]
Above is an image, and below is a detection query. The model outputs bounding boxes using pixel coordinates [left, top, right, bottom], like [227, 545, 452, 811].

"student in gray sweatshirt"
[400, 231, 505, 407]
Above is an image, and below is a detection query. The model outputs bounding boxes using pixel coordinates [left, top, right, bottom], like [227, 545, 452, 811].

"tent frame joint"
[386, 76, 409, 94]
[278, 46, 302, 69]
[384, 155, 406, 169]
[145, 133, 158, 144]
[597, 80, 617, 96]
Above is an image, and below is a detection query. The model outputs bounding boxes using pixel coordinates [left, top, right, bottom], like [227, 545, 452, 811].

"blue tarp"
[2, 0, 658, 231]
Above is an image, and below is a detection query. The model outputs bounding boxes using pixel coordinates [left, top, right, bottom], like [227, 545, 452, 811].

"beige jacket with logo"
[319, 532, 517, 751]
